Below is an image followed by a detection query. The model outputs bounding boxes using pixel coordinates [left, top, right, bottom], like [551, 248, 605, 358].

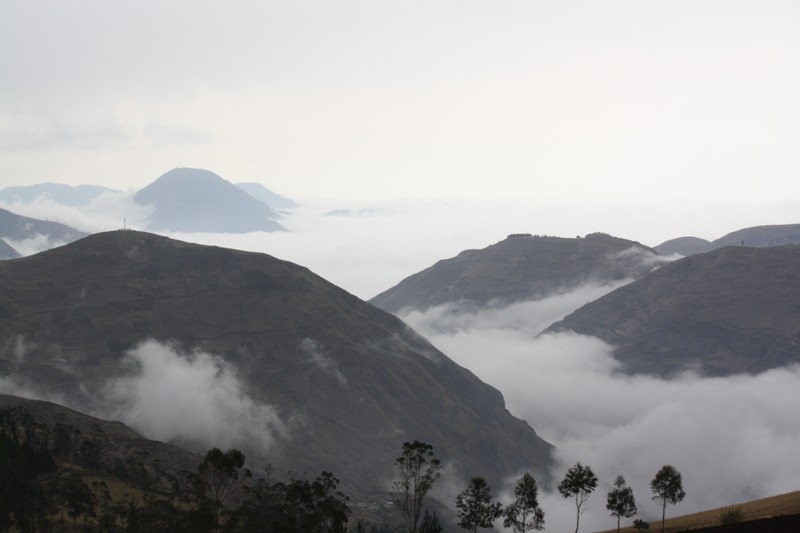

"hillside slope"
[0, 207, 87, 250]
[655, 223, 800, 256]
[371, 233, 664, 314]
[546, 245, 800, 376]
[0, 231, 552, 494]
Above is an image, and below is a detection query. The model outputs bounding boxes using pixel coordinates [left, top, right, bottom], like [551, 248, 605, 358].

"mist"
[4, 191, 800, 299]
[100, 339, 288, 457]
[402, 285, 800, 531]
[3, 191, 800, 531]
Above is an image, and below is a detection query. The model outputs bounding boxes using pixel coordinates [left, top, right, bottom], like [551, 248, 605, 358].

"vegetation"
[0, 406, 352, 533]
[650, 465, 685, 533]
[391, 440, 441, 533]
[606, 475, 637, 533]
[455, 477, 502, 532]
[558, 462, 598, 533]
[718, 505, 746, 524]
[503, 473, 544, 532]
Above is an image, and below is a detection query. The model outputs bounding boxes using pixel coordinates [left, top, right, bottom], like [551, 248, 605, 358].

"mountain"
[654, 236, 712, 256]
[0, 230, 552, 495]
[0, 239, 19, 259]
[0, 394, 199, 488]
[134, 168, 285, 233]
[371, 232, 666, 314]
[0, 207, 88, 253]
[0, 182, 120, 206]
[655, 224, 800, 256]
[545, 245, 800, 376]
[235, 182, 297, 209]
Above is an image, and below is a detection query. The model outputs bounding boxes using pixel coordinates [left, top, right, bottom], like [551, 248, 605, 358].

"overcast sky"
[3, 1, 800, 217]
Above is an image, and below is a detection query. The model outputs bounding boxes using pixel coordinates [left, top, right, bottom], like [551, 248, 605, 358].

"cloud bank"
[402, 284, 800, 532]
[100, 339, 288, 456]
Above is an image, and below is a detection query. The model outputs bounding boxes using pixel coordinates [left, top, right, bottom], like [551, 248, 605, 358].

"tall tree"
[558, 462, 598, 533]
[191, 447, 251, 528]
[650, 465, 685, 533]
[391, 440, 442, 533]
[504, 473, 545, 532]
[455, 477, 502, 532]
[606, 475, 637, 533]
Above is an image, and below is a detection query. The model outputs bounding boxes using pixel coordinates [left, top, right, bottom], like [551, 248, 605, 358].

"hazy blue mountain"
[0, 238, 20, 259]
[371, 232, 666, 314]
[0, 207, 87, 253]
[655, 224, 800, 256]
[236, 182, 297, 209]
[135, 168, 285, 233]
[545, 245, 800, 376]
[0, 230, 552, 495]
[0, 182, 120, 206]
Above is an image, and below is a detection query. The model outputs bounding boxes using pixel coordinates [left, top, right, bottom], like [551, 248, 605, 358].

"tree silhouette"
[650, 465, 685, 533]
[455, 477, 502, 532]
[606, 475, 636, 533]
[391, 440, 441, 533]
[504, 473, 544, 532]
[558, 462, 598, 533]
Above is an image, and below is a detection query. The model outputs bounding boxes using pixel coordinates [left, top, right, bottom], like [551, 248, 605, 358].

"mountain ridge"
[371, 232, 665, 314]
[0, 230, 553, 494]
[545, 244, 800, 376]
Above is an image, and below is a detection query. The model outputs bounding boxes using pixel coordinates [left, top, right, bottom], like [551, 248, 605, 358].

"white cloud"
[100, 339, 288, 456]
[299, 337, 347, 386]
[0, 190, 152, 234]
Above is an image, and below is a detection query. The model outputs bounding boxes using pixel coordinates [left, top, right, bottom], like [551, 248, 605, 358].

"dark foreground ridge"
[0, 230, 552, 495]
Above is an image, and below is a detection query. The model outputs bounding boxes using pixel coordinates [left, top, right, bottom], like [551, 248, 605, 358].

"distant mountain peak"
[371, 233, 664, 313]
[134, 168, 285, 233]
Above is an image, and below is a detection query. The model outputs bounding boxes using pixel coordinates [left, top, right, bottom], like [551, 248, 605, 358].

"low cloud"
[0, 190, 152, 234]
[299, 337, 347, 386]
[3, 233, 73, 256]
[402, 284, 800, 532]
[100, 339, 288, 457]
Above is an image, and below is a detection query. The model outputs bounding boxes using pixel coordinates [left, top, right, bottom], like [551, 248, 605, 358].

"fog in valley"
[2, 201, 800, 531]
[4, 2, 800, 528]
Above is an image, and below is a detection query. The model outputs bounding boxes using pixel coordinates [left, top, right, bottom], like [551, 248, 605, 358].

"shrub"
[719, 506, 747, 524]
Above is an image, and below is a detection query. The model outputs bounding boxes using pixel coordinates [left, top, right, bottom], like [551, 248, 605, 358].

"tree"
[503, 473, 545, 532]
[633, 518, 650, 531]
[191, 447, 251, 528]
[606, 475, 636, 533]
[391, 440, 441, 533]
[650, 465, 685, 533]
[558, 462, 598, 533]
[455, 477, 502, 532]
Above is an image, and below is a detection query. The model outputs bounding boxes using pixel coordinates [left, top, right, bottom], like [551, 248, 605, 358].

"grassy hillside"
[597, 490, 800, 533]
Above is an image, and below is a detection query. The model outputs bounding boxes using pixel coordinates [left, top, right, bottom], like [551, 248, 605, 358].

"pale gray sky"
[2, 1, 800, 233]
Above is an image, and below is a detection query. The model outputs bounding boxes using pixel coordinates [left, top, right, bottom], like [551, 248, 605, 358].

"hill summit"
[134, 168, 285, 233]
[371, 232, 665, 314]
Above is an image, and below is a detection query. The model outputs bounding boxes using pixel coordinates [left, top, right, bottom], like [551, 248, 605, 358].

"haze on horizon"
[2, 1, 800, 213]
[3, 5, 800, 529]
